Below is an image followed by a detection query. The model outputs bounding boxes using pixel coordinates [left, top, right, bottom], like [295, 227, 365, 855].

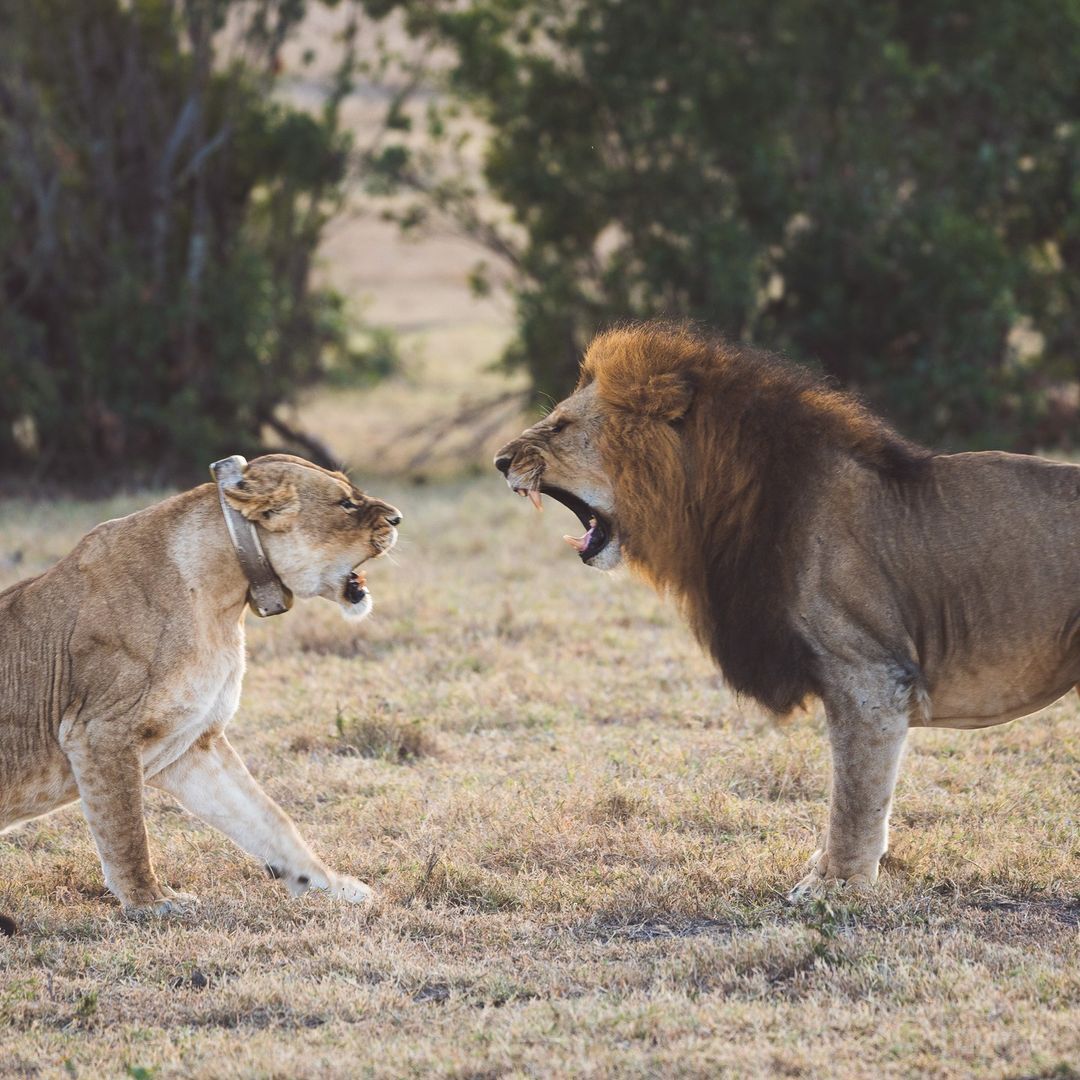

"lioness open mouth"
[513, 484, 612, 563]
[344, 569, 368, 604]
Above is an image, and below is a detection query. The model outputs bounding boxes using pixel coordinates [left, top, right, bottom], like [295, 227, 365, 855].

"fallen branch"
[388, 389, 528, 472]
[261, 413, 344, 471]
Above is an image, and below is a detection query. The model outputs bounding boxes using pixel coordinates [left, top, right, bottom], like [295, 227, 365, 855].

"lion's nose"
[385, 512, 402, 527]
[494, 453, 512, 475]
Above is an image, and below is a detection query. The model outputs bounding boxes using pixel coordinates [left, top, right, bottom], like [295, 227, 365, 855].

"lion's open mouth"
[344, 569, 368, 604]
[513, 484, 612, 562]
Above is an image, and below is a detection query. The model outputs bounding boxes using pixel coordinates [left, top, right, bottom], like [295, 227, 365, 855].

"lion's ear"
[223, 469, 300, 531]
[649, 372, 694, 421]
[618, 371, 694, 422]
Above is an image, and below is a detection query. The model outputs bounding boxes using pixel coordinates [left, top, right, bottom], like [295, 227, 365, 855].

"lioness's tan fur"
[0, 455, 399, 918]
[495, 323, 1079, 899]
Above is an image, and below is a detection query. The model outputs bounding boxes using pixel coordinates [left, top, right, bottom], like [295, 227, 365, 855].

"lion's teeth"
[528, 490, 543, 511]
[563, 534, 585, 551]
[517, 488, 527, 497]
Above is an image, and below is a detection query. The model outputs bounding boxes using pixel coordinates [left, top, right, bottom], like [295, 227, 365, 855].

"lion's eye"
[550, 420, 568, 435]
[339, 498, 360, 512]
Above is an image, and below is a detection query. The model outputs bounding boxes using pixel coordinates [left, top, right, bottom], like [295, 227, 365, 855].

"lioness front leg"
[788, 682, 910, 902]
[150, 733, 371, 903]
[65, 740, 194, 916]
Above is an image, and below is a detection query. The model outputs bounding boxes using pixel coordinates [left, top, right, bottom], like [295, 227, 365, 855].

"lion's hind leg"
[788, 669, 912, 903]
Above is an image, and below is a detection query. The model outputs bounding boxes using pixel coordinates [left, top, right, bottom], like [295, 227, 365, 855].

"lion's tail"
[0, 914, 15, 937]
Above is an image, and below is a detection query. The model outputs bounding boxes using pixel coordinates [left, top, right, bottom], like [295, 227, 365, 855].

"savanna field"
[7, 2, 1080, 1075]
[2, 31, 1079, 1064]
[1, 365, 1078, 1076]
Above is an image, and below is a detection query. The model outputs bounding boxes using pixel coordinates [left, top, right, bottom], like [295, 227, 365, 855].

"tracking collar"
[210, 455, 293, 618]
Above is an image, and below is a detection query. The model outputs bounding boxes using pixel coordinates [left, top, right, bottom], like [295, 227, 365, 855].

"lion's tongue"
[563, 524, 595, 554]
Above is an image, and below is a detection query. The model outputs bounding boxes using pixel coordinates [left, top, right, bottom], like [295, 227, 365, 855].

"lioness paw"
[322, 873, 374, 904]
[275, 866, 374, 903]
[122, 889, 199, 919]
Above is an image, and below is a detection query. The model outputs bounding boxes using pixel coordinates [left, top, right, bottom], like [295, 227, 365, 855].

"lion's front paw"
[786, 849, 879, 904]
[787, 867, 832, 904]
[785, 847, 829, 903]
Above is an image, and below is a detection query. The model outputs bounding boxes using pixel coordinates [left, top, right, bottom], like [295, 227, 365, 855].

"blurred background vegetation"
[3, 0, 1080, 484]
[0, 0, 396, 482]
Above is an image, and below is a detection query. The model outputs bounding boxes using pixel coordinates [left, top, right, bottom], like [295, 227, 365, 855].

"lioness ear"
[619, 371, 694, 422]
[223, 470, 300, 531]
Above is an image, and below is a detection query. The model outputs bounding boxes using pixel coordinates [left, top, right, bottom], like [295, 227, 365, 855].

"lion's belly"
[0, 746, 79, 832]
[921, 691, 1071, 729]
[922, 647, 1080, 729]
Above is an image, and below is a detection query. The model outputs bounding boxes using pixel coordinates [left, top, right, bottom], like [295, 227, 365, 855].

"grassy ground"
[1, 16, 1078, 1076]
[0, 474, 1078, 1079]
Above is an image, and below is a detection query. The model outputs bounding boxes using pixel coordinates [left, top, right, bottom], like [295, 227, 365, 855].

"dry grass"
[1, 19, 1077, 1074]
[1, 477, 1078, 1079]
[330, 705, 438, 764]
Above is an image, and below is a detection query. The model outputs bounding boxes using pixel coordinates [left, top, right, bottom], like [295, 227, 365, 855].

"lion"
[495, 322, 1080, 899]
[0, 454, 400, 925]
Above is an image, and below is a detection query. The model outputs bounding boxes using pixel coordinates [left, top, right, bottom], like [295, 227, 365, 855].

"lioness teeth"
[345, 569, 368, 603]
[528, 489, 543, 510]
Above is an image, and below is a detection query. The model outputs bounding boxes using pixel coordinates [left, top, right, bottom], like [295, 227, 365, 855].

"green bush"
[0, 0, 391, 483]
[370, 0, 1080, 450]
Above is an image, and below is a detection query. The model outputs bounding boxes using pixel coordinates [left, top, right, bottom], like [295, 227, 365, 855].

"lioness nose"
[386, 512, 402, 526]
[494, 453, 512, 475]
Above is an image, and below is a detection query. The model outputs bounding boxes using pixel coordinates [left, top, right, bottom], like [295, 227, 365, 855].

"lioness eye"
[550, 420, 568, 434]
[339, 498, 359, 512]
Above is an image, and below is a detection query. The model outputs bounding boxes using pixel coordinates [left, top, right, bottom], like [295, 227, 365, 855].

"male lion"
[0, 454, 400, 923]
[495, 323, 1079, 899]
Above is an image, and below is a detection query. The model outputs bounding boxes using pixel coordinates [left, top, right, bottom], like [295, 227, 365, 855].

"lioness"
[0, 454, 399, 921]
[495, 323, 1078, 899]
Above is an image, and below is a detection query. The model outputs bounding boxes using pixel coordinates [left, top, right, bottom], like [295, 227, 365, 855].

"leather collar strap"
[210, 455, 293, 618]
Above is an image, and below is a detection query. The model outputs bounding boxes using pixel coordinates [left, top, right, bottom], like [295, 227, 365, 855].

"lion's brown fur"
[578, 323, 931, 714]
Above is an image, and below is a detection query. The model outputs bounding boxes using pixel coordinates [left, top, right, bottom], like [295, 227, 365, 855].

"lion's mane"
[578, 323, 930, 714]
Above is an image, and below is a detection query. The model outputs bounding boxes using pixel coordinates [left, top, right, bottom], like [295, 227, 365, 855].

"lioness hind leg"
[788, 678, 910, 903]
[64, 741, 186, 916]
[150, 733, 372, 903]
